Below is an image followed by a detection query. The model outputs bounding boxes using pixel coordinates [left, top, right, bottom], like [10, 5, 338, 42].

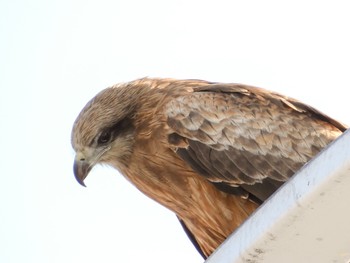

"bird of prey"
[71, 78, 347, 259]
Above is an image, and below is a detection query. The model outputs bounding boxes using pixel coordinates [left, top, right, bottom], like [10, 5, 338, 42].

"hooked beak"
[73, 146, 110, 187]
[73, 157, 92, 187]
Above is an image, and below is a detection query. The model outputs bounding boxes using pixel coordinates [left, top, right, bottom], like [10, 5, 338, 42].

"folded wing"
[166, 83, 346, 202]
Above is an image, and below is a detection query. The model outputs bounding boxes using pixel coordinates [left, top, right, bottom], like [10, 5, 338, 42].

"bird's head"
[71, 83, 144, 186]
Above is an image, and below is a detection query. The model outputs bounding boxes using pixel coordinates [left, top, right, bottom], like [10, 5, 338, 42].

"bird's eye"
[98, 130, 111, 144]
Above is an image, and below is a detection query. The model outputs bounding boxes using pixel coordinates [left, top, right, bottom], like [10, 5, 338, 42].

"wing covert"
[166, 83, 346, 202]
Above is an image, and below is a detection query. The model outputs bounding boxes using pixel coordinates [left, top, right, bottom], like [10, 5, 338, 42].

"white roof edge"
[206, 129, 350, 263]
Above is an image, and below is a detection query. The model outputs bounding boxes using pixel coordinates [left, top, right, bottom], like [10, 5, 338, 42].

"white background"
[1, 1, 350, 262]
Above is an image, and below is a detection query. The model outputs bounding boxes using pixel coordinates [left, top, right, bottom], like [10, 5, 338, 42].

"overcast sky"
[1, 1, 350, 262]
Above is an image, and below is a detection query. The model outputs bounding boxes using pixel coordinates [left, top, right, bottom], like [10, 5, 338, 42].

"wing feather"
[166, 82, 346, 202]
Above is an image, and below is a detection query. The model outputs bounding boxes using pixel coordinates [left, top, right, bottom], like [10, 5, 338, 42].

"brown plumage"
[71, 78, 347, 258]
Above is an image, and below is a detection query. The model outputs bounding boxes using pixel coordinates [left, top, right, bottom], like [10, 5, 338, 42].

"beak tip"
[73, 160, 90, 187]
[74, 171, 87, 187]
[78, 180, 87, 187]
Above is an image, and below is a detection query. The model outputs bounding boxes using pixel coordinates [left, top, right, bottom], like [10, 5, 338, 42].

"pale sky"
[1, 1, 350, 262]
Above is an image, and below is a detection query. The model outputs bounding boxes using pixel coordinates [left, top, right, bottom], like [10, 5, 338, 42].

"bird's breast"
[121, 138, 258, 257]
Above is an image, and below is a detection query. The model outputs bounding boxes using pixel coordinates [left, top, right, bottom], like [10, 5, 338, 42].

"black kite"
[71, 78, 346, 258]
